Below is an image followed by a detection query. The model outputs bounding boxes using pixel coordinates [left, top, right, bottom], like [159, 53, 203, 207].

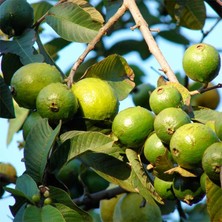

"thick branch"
[124, 0, 178, 83]
[204, 0, 222, 18]
[73, 186, 126, 210]
[67, 4, 128, 87]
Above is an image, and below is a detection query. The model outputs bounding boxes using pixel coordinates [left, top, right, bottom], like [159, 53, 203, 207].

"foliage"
[0, 0, 222, 221]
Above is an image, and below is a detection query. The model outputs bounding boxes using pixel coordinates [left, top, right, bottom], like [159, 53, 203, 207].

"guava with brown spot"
[170, 123, 219, 169]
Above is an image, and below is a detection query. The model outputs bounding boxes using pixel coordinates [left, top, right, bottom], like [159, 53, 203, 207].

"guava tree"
[0, 0, 222, 221]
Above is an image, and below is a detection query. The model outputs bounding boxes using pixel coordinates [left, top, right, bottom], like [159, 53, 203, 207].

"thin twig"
[124, 0, 178, 83]
[67, 3, 128, 87]
[190, 83, 222, 96]
[200, 17, 222, 42]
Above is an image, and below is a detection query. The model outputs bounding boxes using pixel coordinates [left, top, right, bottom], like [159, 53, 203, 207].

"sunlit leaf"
[24, 119, 61, 183]
[0, 29, 44, 65]
[84, 54, 135, 100]
[0, 76, 15, 119]
[206, 177, 222, 221]
[164, 0, 206, 30]
[55, 203, 92, 222]
[7, 100, 29, 145]
[125, 148, 163, 204]
[193, 107, 222, 123]
[46, 1, 104, 42]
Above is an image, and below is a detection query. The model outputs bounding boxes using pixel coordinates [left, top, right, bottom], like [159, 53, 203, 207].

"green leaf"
[5, 174, 39, 203]
[55, 203, 92, 222]
[14, 204, 26, 222]
[104, 0, 122, 20]
[0, 29, 44, 65]
[83, 54, 135, 100]
[1, 53, 23, 85]
[44, 38, 70, 60]
[63, 131, 117, 160]
[23, 205, 66, 222]
[79, 151, 133, 192]
[7, 101, 29, 145]
[24, 119, 61, 183]
[206, 177, 222, 221]
[125, 148, 163, 204]
[5, 174, 39, 216]
[164, 0, 206, 30]
[193, 107, 222, 123]
[32, 1, 53, 22]
[46, 1, 104, 43]
[107, 40, 150, 60]
[158, 28, 190, 45]
[49, 186, 92, 221]
[16, 174, 39, 199]
[0, 76, 15, 119]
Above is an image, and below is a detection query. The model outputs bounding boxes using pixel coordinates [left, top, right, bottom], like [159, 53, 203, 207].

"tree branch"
[67, 0, 179, 87]
[124, 0, 178, 83]
[204, 0, 222, 18]
[67, 3, 128, 87]
[190, 83, 222, 96]
[200, 17, 221, 42]
[73, 186, 126, 210]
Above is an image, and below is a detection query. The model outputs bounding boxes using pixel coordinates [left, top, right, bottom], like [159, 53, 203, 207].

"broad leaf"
[80, 151, 134, 192]
[7, 101, 29, 145]
[158, 29, 190, 45]
[164, 0, 206, 30]
[32, 1, 53, 22]
[5, 174, 39, 216]
[0, 76, 15, 119]
[14, 204, 26, 222]
[5, 174, 39, 202]
[60, 131, 118, 160]
[1, 53, 23, 85]
[49, 187, 92, 221]
[16, 174, 39, 199]
[0, 29, 44, 65]
[83, 54, 135, 100]
[24, 119, 61, 183]
[35, 32, 62, 72]
[46, 1, 104, 42]
[206, 177, 222, 221]
[193, 107, 222, 123]
[104, 0, 122, 20]
[55, 203, 91, 222]
[44, 38, 70, 60]
[125, 148, 163, 204]
[107, 40, 151, 60]
[23, 205, 66, 222]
